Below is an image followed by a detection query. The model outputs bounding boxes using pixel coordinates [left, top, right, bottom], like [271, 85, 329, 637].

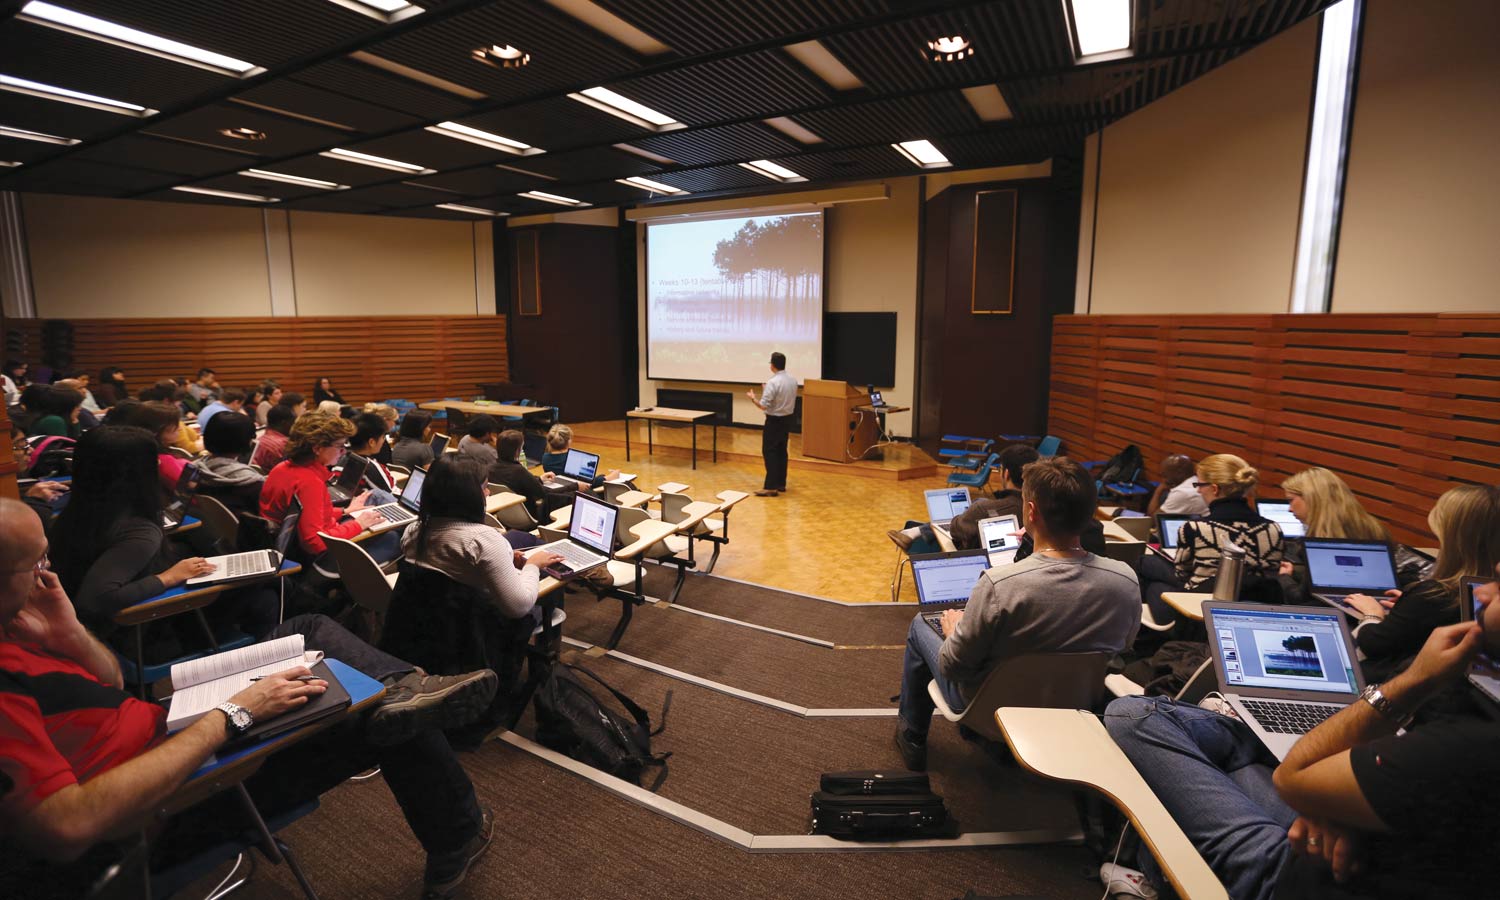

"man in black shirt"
[1105, 565, 1500, 900]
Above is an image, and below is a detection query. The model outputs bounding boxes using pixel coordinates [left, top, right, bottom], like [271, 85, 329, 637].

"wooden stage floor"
[568, 420, 954, 604]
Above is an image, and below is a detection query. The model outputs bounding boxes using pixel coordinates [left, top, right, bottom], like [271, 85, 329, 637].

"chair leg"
[202, 851, 254, 900]
[275, 839, 320, 900]
[235, 785, 320, 900]
[704, 539, 723, 574]
[890, 549, 909, 603]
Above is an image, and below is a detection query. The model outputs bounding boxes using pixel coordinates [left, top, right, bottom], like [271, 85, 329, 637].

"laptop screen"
[1459, 578, 1500, 707]
[400, 467, 426, 511]
[429, 434, 449, 456]
[175, 462, 201, 499]
[1303, 539, 1399, 593]
[1257, 500, 1305, 539]
[1210, 606, 1359, 697]
[869, 390, 883, 406]
[1157, 514, 1195, 550]
[563, 448, 600, 481]
[924, 488, 972, 524]
[978, 515, 1021, 558]
[335, 454, 367, 488]
[568, 494, 618, 555]
[911, 551, 990, 607]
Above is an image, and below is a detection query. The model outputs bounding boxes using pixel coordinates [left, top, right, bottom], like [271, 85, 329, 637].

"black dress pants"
[762, 414, 791, 490]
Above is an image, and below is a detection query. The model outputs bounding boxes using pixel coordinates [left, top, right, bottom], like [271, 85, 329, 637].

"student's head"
[99, 366, 125, 385]
[280, 392, 306, 416]
[103, 398, 140, 426]
[1428, 485, 1500, 595]
[363, 402, 399, 431]
[1020, 457, 1097, 544]
[398, 410, 432, 441]
[316, 400, 342, 417]
[17, 383, 48, 411]
[546, 423, 574, 452]
[0, 496, 47, 626]
[203, 411, 256, 457]
[220, 388, 247, 410]
[769, 352, 786, 372]
[10, 423, 29, 468]
[127, 401, 183, 450]
[1280, 467, 1388, 542]
[997, 443, 1041, 490]
[316, 376, 334, 392]
[244, 387, 264, 408]
[265, 402, 297, 435]
[414, 456, 489, 557]
[496, 429, 525, 463]
[63, 371, 90, 388]
[4, 360, 27, 381]
[1195, 453, 1258, 502]
[1161, 454, 1196, 487]
[51, 426, 163, 597]
[467, 415, 499, 441]
[196, 367, 217, 386]
[261, 382, 283, 405]
[38, 385, 84, 424]
[286, 412, 355, 466]
[350, 413, 388, 456]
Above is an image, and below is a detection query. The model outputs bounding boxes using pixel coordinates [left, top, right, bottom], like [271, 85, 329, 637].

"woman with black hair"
[10, 382, 49, 433]
[49, 426, 279, 660]
[198, 411, 266, 514]
[93, 366, 128, 408]
[401, 456, 561, 619]
[312, 376, 345, 406]
[391, 410, 435, 470]
[25, 385, 85, 437]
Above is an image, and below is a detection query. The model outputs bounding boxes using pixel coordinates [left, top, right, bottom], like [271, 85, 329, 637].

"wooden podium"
[802, 380, 876, 462]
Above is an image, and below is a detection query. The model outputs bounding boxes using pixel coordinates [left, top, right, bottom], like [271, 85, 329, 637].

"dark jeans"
[762, 414, 792, 490]
[1140, 552, 1186, 623]
[896, 615, 968, 741]
[902, 520, 942, 556]
[159, 614, 482, 861]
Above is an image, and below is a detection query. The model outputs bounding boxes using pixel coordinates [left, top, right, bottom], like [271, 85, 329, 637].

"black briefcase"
[810, 791, 953, 840]
[818, 770, 931, 796]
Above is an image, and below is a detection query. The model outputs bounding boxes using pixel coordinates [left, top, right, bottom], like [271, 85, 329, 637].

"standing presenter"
[747, 352, 795, 497]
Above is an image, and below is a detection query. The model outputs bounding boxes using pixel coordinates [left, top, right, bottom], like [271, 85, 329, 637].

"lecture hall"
[1, 1, 1497, 898]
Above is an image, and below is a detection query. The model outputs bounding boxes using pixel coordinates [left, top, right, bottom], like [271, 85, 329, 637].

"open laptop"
[1257, 500, 1305, 539]
[162, 463, 202, 528]
[868, 387, 887, 409]
[363, 466, 426, 533]
[977, 514, 1022, 567]
[925, 487, 972, 529]
[186, 549, 282, 586]
[1455, 577, 1500, 712]
[1149, 513, 1197, 561]
[911, 549, 991, 637]
[526, 492, 619, 580]
[429, 433, 450, 457]
[1303, 538, 1400, 616]
[327, 454, 369, 504]
[1204, 601, 1365, 760]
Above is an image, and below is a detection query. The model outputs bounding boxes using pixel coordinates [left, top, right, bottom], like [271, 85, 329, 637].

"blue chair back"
[1037, 435, 1061, 458]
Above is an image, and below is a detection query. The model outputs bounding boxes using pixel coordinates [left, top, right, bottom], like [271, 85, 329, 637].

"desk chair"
[945, 452, 998, 490]
[1101, 538, 1146, 569]
[321, 535, 398, 641]
[166, 445, 197, 461]
[674, 489, 749, 574]
[927, 651, 1110, 742]
[189, 495, 241, 555]
[1111, 515, 1153, 542]
[888, 524, 957, 602]
[488, 488, 541, 532]
[1105, 657, 1216, 704]
[1036, 435, 1062, 458]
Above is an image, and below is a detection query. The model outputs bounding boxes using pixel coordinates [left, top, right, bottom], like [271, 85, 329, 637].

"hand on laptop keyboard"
[525, 550, 566, 571]
[355, 510, 384, 530]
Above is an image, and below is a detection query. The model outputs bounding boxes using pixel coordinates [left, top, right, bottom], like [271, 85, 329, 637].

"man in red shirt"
[0, 498, 498, 897]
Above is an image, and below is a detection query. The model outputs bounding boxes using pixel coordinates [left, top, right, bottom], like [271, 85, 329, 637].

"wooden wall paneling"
[0, 400, 17, 500]
[1047, 313, 1500, 545]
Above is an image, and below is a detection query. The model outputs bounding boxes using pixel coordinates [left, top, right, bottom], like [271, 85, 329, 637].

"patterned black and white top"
[1171, 498, 1285, 590]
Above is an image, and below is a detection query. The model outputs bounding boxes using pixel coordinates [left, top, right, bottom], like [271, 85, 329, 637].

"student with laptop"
[347, 412, 400, 493]
[1138, 453, 1285, 624]
[1105, 591, 1500, 900]
[893, 458, 1140, 770]
[49, 427, 279, 664]
[196, 411, 266, 515]
[457, 415, 501, 467]
[392, 410, 437, 469]
[888, 443, 1039, 554]
[1273, 467, 1390, 602]
[1146, 453, 1210, 517]
[118, 400, 197, 493]
[540, 424, 622, 489]
[489, 429, 567, 520]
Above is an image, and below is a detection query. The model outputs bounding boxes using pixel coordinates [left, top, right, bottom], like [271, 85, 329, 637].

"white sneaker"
[1197, 695, 1240, 720]
[1100, 862, 1158, 900]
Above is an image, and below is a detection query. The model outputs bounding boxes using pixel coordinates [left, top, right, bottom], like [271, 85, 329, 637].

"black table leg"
[647, 419, 653, 455]
[625, 417, 631, 461]
[691, 422, 697, 469]
[713, 423, 718, 462]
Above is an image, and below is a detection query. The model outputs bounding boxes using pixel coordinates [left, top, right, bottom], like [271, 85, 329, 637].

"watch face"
[230, 708, 252, 732]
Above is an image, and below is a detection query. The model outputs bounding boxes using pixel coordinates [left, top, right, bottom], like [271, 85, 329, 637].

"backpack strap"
[564, 662, 653, 732]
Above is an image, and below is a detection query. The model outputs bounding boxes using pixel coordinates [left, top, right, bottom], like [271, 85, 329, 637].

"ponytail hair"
[1197, 453, 1258, 499]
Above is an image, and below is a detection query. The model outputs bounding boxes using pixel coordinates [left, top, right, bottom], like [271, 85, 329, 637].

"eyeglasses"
[4, 552, 48, 577]
[1192, 481, 1213, 489]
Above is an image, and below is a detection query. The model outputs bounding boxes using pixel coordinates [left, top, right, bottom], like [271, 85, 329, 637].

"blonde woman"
[1140, 453, 1284, 622]
[1346, 484, 1500, 673]
[539, 423, 619, 488]
[1276, 467, 1392, 598]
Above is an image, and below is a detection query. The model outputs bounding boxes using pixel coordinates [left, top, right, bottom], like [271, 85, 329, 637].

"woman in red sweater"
[260, 412, 402, 572]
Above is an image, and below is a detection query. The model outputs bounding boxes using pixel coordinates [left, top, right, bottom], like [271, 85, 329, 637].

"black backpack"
[1097, 443, 1144, 486]
[534, 662, 671, 790]
[23, 435, 75, 478]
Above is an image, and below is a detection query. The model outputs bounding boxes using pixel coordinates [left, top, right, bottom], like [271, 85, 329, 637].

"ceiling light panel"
[617, 176, 686, 195]
[436, 203, 509, 216]
[173, 185, 279, 203]
[763, 117, 823, 144]
[320, 147, 434, 174]
[892, 139, 951, 169]
[738, 159, 804, 183]
[0, 74, 157, 116]
[519, 190, 586, 206]
[0, 124, 79, 145]
[18, 2, 263, 77]
[241, 169, 347, 190]
[425, 121, 541, 156]
[568, 86, 682, 131]
[325, 0, 424, 24]
[961, 85, 1014, 122]
[783, 41, 863, 91]
[1067, 0, 1133, 58]
[543, 0, 670, 55]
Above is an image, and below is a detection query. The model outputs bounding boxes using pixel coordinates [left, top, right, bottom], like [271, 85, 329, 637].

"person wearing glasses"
[260, 412, 402, 572]
[1138, 453, 1285, 624]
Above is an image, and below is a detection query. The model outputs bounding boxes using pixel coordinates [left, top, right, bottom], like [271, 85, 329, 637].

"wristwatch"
[215, 701, 254, 738]
[1359, 684, 1413, 729]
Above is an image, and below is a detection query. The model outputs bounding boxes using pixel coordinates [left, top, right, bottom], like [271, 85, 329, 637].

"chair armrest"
[714, 490, 751, 510]
[549, 506, 572, 528]
[656, 481, 691, 495]
[996, 707, 1229, 900]
[1105, 674, 1145, 698]
[1161, 592, 1212, 622]
[113, 584, 227, 627]
[674, 501, 717, 532]
[537, 576, 566, 597]
[614, 490, 654, 509]
[927, 680, 962, 722]
[616, 519, 680, 559]
[486, 492, 526, 514]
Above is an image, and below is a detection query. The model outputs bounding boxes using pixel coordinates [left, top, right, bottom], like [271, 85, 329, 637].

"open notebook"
[166, 634, 349, 735]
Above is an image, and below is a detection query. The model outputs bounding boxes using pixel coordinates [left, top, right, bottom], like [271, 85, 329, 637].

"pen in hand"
[249, 674, 321, 682]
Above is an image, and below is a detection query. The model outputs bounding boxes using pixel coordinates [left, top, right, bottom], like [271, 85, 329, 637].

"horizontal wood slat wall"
[0, 316, 508, 405]
[1048, 313, 1500, 545]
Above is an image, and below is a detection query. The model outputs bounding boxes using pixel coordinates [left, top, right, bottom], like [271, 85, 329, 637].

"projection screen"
[645, 211, 824, 384]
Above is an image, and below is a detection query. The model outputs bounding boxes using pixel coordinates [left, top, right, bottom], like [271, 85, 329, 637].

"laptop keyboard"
[921, 612, 945, 637]
[374, 505, 415, 525]
[548, 541, 605, 570]
[220, 551, 273, 579]
[1241, 699, 1343, 734]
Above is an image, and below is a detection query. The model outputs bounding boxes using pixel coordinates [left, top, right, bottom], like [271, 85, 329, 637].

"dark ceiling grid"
[792, 92, 979, 147]
[453, 94, 646, 152]
[591, 0, 896, 55]
[145, 102, 350, 158]
[0, 90, 129, 139]
[628, 121, 802, 167]
[611, 50, 833, 126]
[233, 80, 425, 135]
[0, 20, 229, 109]
[288, 58, 477, 120]
[72, 133, 261, 176]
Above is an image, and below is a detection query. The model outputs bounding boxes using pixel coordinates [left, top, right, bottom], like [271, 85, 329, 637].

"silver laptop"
[925, 487, 972, 529]
[1257, 500, 1305, 539]
[364, 466, 426, 533]
[977, 514, 1021, 568]
[162, 463, 202, 528]
[187, 549, 281, 586]
[911, 549, 990, 637]
[526, 492, 619, 580]
[1303, 538, 1400, 616]
[1204, 601, 1365, 760]
[1457, 577, 1500, 711]
[548, 447, 601, 491]
[1148, 513, 1197, 561]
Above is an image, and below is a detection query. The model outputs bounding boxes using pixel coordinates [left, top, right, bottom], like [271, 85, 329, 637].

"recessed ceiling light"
[173, 186, 279, 203]
[324, 0, 423, 24]
[613, 143, 675, 166]
[320, 147, 434, 174]
[738, 159, 804, 183]
[519, 190, 586, 207]
[0, 73, 155, 116]
[425, 121, 539, 156]
[1065, 0, 1132, 58]
[0, 124, 79, 145]
[924, 35, 973, 63]
[616, 176, 686, 195]
[18, 2, 263, 77]
[436, 203, 509, 216]
[892, 139, 951, 169]
[218, 126, 267, 141]
[568, 86, 681, 131]
[472, 44, 530, 69]
[349, 52, 486, 101]
[0, 161, 22, 168]
[762, 117, 823, 145]
[783, 41, 864, 91]
[961, 85, 1014, 122]
[241, 169, 348, 190]
[543, 0, 670, 55]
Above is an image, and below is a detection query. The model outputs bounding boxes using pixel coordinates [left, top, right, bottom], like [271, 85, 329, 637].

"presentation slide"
[646, 212, 824, 384]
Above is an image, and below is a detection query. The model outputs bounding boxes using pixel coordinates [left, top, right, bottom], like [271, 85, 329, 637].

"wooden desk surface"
[116, 560, 302, 627]
[1161, 592, 1212, 621]
[627, 407, 716, 422]
[854, 404, 910, 414]
[418, 400, 535, 417]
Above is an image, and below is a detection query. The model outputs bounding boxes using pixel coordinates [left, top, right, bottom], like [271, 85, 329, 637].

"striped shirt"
[1174, 498, 1284, 590]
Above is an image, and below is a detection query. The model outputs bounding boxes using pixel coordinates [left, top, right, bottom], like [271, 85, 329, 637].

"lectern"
[802, 380, 876, 462]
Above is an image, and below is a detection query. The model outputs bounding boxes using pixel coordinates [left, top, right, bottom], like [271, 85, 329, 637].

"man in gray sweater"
[895, 457, 1141, 770]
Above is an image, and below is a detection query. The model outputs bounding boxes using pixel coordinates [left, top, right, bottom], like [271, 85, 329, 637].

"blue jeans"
[897, 614, 968, 740]
[1104, 696, 1294, 900]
